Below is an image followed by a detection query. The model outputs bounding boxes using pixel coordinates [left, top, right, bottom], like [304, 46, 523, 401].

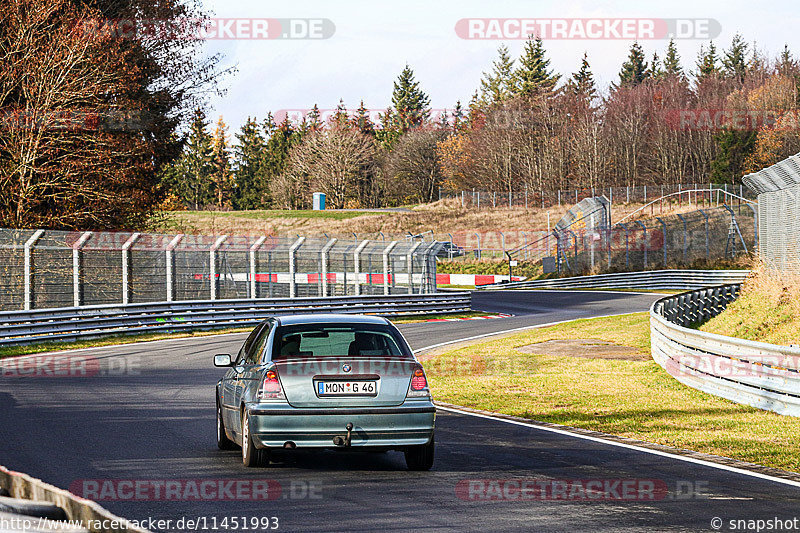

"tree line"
[163, 35, 800, 211]
[3, 1, 799, 230]
[0, 0, 226, 229]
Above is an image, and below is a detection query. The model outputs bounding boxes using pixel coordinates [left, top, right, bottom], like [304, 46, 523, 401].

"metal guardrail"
[0, 293, 471, 347]
[479, 270, 751, 291]
[0, 464, 146, 533]
[651, 285, 800, 417]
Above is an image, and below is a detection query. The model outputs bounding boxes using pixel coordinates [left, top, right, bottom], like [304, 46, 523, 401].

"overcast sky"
[198, 0, 798, 135]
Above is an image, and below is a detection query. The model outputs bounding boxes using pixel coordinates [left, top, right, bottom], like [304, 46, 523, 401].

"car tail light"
[259, 369, 285, 400]
[407, 364, 430, 398]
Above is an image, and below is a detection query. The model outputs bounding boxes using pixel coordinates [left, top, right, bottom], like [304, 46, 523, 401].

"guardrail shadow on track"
[651, 284, 800, 417]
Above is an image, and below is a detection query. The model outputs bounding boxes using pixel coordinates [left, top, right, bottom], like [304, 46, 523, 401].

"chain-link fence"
[0, 229, 442, 312]
[743, 154, 800, 275]
[509, 203, 757, 276]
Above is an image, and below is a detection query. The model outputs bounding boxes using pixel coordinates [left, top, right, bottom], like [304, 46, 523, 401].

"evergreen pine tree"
[167, 108, 215, 210]
[663, 39, 683, 77]
[391, 64, 431, 131]
[777, 44, 799, 77]
[647, 52, 663, 79]
[232, 117, 269, 210]
[350, 100, 375, 135]
[375, 108, 401, 149]
[479, 44, 516, 105]
[617, 42, 649, 87]
[333, 99, 349, 128]
[695, 42, 720, 79]
[710, 129, 757, 184]
[513, 37, 560, 97]
[307, 105, 322, 132]
[452, 100, 465, 131]
[264, 116, 301, 177]
[569, 52, 596, 100]
[211, 116, 232, 209]
[722, 33, 748, 83]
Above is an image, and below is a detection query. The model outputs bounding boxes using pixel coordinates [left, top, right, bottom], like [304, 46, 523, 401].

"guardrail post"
[407, 242, 422, 294]
[635, 221, 647, 269]
[655, 217, 667, 267]
[121, 233, 140, 305]
[746, 203, 758, 250]
[353, 240, 370, 296]
[72, 231, 93, 307]
[289, 237, 305, 299]
[473, 232, 481, 259]
[249, 236, 267, 299]
[382, 241, 398, 295]
[618, 223, 629, 268]
[209, 235, 227, 301]
[165, 234, 183, 302]
[320, 238, 337, 297]
[421, 242, 438, 293]
[698, 209, 710, 259]
[23, 230, 45, 310]
[677, 214, 687, 263]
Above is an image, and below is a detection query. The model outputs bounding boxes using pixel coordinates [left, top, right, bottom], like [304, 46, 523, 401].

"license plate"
[317, 380, 378, 396]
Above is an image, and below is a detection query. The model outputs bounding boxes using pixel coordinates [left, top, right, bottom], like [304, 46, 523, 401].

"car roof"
[274, 314, 390, 327]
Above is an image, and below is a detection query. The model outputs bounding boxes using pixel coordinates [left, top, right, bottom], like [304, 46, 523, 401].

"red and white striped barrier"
[193, 272, 525, 286]
[435, 274, 525, 286]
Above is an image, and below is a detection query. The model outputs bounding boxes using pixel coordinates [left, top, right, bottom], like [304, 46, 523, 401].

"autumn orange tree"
[0, 0, 223, 229]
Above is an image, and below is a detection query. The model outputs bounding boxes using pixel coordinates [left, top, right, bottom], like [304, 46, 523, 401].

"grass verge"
[424, 312, 800, 472]
[701, 265, 800, 346]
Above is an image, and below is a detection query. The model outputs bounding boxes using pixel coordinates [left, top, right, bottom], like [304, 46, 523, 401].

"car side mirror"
[214, 354, 233, 367]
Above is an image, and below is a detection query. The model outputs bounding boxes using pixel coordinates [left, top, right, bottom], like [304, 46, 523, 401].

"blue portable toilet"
[313, 192, 326, 210]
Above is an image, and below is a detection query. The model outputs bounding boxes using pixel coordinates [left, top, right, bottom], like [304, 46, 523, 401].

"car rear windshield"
[271, 324, 412, 360]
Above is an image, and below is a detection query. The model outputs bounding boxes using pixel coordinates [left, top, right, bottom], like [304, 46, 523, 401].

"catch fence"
[0, 230, 442, 312]
[506, 202, 757, 275]
[743, 154, 800, 275]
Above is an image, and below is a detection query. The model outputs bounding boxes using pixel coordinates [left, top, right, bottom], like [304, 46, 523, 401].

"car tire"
[241, 411, 268, 467]
[404, 435, 434, 471]
[216, 397, 236, 450]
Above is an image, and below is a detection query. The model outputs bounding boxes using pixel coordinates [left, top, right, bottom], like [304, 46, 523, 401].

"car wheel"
[241, 410, 268, 467]
[404, 435, 434, 471]
[216, 397, 236, 450]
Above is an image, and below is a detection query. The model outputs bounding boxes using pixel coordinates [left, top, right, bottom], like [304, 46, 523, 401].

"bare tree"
[280, 126, 378, 209]
[383, 130, 446, 203]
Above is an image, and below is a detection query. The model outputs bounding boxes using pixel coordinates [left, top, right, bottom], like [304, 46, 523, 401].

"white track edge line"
[435, 405, 800, 490]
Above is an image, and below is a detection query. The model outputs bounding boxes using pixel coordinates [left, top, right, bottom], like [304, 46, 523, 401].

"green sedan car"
[214, 314, 436, 470]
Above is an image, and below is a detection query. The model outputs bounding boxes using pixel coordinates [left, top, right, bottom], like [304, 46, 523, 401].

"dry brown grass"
[701, 262, 800, 345]
[156, 197, 709, 238]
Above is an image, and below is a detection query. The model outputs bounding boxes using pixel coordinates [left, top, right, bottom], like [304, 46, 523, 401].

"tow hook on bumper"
[333, 422, 354, 447]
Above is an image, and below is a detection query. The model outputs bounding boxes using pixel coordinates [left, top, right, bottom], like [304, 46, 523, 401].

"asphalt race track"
[1, 290, 799, 532]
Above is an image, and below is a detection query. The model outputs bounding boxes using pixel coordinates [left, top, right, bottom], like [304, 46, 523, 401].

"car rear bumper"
[246, 401, 436, 449]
